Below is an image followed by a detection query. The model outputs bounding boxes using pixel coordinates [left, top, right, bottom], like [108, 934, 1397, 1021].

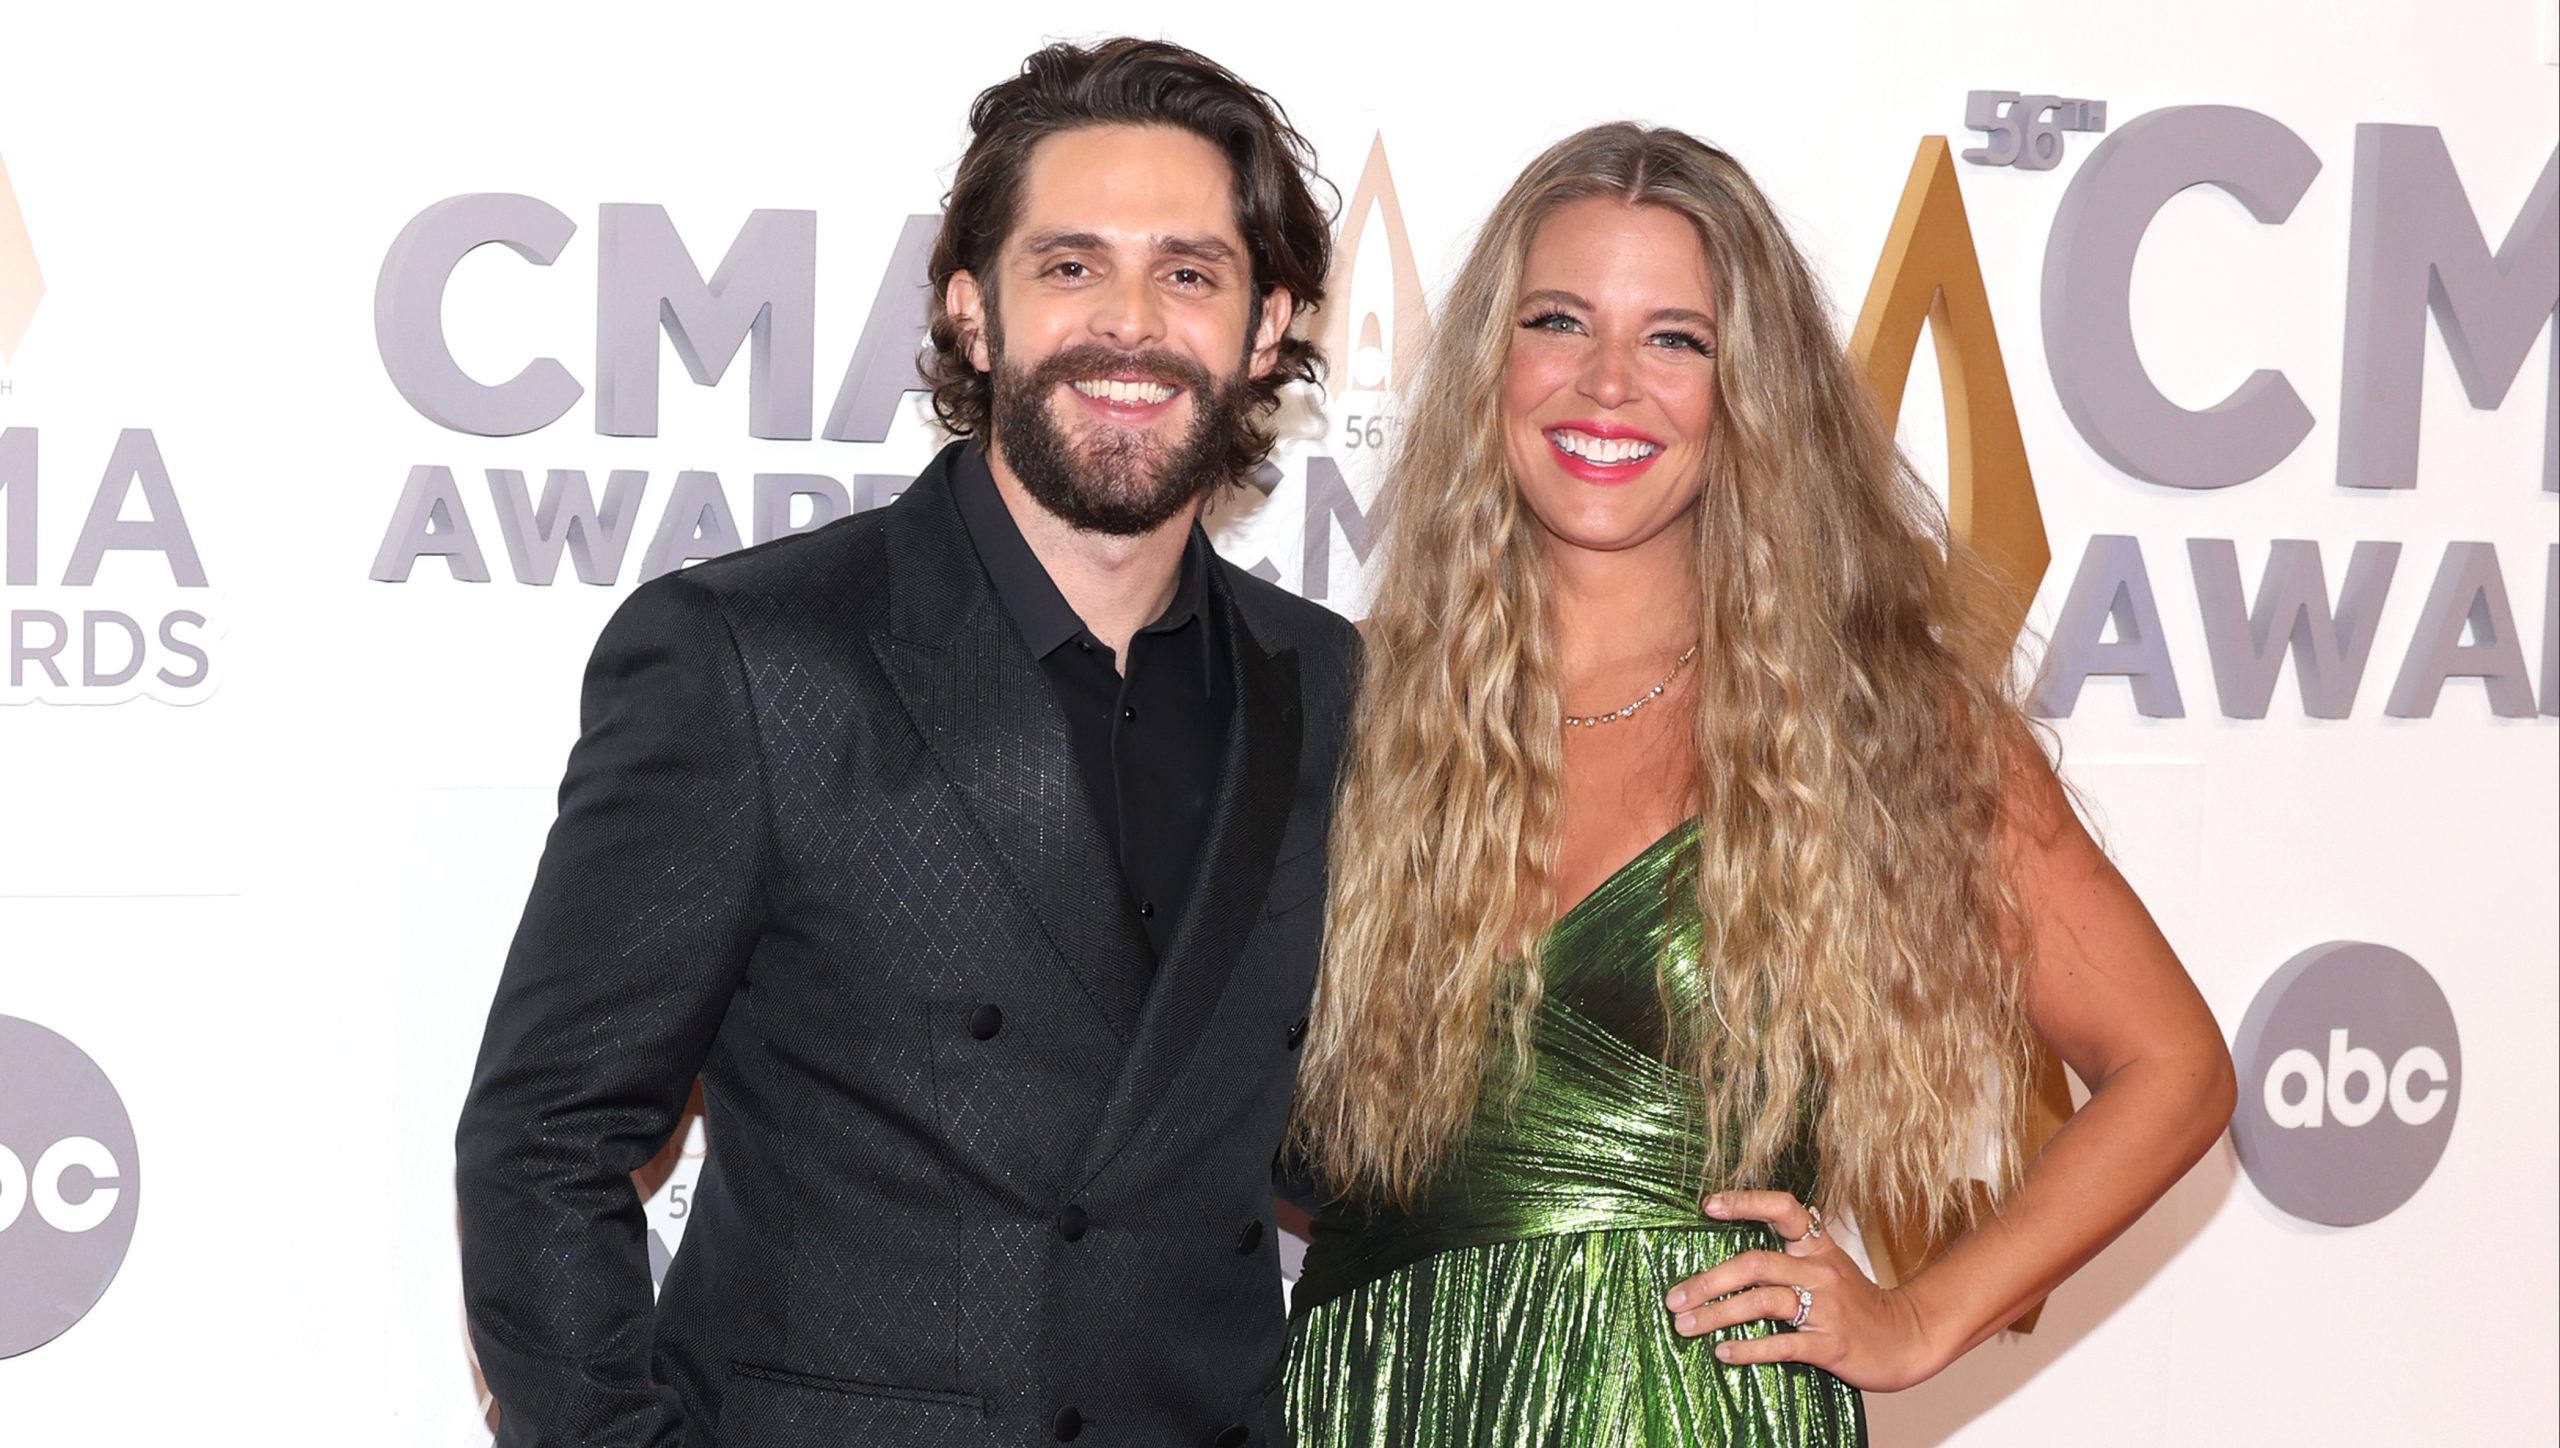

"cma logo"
[0, 1137, 124, 1234]
[2259, 1027, 2452, 1130]
[368, 135, 1428, 602]
[374, 137, 1431, 443]
[2229, 942, 2463, 1227]
[1740, 107, 2556, 732]
[375, 199, 936, 444]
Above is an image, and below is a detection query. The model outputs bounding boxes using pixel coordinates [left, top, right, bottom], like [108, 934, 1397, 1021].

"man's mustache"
[1020, 343, 1218, 395]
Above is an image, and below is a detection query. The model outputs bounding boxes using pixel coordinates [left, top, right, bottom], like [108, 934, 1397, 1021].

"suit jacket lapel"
[872, 446, 1152, 1040]
[1077, 573, 1303, 1186]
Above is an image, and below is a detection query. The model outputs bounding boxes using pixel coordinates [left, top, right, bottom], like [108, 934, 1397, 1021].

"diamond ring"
[1789, 1203, 1825, 1244]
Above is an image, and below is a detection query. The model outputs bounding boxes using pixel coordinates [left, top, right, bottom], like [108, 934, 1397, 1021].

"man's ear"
[947, 271, 992, 373]
[1247, 286, 1296, 380]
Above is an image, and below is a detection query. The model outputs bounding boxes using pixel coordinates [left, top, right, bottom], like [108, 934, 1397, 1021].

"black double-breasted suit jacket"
[456, 442, 1359, 1447]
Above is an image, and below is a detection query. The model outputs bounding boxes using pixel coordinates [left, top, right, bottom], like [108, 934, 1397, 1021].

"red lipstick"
[1542, 419, 1665, 485]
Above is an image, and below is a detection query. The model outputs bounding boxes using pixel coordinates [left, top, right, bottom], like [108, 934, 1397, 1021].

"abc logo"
[2230, 943, 2460, 1226]
[2258, 1030, 2450, 1131]
[0, 1015, 141, 1357]
[0, 1136, 125, 1232]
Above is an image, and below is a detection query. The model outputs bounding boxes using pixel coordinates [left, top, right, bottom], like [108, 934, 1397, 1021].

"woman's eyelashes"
[1516, 311, 1716, 358]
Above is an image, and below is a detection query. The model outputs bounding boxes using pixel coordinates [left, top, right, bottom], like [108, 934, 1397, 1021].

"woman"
[1281, 124, 2235, 1446]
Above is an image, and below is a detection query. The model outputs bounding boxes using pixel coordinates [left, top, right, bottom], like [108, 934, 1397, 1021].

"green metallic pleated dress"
[1283, 823, 1865, 1447]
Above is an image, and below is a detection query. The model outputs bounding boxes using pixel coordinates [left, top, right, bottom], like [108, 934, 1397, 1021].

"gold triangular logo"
[0, 152, 44, 364]
[1319, 134, 1431, 393]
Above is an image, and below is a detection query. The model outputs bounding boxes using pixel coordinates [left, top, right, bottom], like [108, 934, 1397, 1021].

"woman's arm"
[1890, 749, 2236, 1367]
[1664, 747, 2237, 1390]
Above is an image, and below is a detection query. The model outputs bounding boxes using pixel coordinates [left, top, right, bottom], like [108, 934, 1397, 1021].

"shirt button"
[1076, 639, 1093, 653]
[1057, 1204, 1089, 1242]
[1053, 1405, 1085, 1440]
[1121, 705, 1138, 721]
[1236, 1219, 1264, 1255]
[1137, 901, 1156, 919]
[969, 1004, 1003, 1040]
[1286, 1016, 1308, 1050]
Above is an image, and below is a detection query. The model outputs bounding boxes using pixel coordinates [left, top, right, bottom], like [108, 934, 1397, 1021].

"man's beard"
[989, 338, 1248, 537]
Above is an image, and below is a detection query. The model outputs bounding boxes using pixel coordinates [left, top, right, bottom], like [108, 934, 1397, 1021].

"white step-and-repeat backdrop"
[2, 3, 2553, 1442]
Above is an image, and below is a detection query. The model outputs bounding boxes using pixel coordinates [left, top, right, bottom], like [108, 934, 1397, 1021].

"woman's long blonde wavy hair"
[1289, 123, 2042, 1237]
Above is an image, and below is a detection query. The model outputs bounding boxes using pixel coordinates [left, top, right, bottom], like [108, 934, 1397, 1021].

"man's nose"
[1090, 269, 1167, 347]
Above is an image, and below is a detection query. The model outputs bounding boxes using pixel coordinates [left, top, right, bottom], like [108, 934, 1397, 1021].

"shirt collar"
[953, 442, 1216, 665]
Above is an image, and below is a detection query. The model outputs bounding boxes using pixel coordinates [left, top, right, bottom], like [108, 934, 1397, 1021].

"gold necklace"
[1561, 646, 1698, 729]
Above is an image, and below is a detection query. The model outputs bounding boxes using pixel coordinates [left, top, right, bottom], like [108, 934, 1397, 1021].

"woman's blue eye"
[1520, 312, 1580, 333]
[1654, 331, 1715, 356]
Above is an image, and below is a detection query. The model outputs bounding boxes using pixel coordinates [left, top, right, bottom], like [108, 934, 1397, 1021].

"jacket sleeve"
[455, 573, 768, 1447]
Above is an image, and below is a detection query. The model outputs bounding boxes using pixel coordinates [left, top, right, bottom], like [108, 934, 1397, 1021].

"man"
[455, 39, 1355, 1448]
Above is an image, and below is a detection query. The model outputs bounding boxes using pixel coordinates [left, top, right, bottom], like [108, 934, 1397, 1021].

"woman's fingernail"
[1714, 1343, 1734, 1363]
[1704, 1196, 1729, 1216]
[1676, 1312, 1699, 1336]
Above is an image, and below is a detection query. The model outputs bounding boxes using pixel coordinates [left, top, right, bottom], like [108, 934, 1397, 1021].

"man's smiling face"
[949, 123, 1292, 536]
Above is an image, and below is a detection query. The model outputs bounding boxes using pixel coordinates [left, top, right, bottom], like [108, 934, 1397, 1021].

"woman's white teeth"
[1071, 379, 1176, 405]
[1550, 430, 1660, 464]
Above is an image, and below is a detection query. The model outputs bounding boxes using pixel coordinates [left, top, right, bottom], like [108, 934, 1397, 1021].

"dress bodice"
[1294, 821, 1820, 1315]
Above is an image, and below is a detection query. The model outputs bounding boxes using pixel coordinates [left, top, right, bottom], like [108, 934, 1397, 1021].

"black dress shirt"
[953, 446, 1232, 972]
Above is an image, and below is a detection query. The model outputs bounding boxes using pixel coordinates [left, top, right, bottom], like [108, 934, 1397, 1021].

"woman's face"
[1499, 197, 1720, 562]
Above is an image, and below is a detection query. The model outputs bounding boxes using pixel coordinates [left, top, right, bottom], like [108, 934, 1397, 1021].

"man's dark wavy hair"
[922, 38, 1334, 479]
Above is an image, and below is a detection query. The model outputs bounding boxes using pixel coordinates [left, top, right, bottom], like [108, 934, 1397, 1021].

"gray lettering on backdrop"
[487, 468, 646, 585]
[10, 609, 65, 687]
[2340, 131, 2559, 491]
[1301, 456, 1375, 603]
[80, 611, 144, 688]
[0, 428, 30, 585]
[2386, 541, 2535, 717]
[63, 431, 205, 587]
[752, 473, 847, 543]
[2029, 535, 2186, 717]
[824, 213, 942, 445]
[375, 194, 584, 436]
[156, 611, 209, 688]
[596, 205, 817, 440]
[641, 470, 746, 580]
[2043, 106, 2321, 489]
[2188, 538, 2399, 719]
[371, 465, 492, 582]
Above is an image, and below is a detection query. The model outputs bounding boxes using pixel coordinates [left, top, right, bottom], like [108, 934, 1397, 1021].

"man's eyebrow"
[1020, 229, 1107, 256]
[1015, 230, 1241, 266]
[1157, 234, 1240, 265]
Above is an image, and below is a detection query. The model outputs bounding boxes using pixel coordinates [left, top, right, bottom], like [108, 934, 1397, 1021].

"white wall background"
[0, 1, 2552, 1442]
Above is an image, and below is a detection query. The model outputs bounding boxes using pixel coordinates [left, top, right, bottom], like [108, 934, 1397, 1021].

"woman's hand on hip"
[1661, 1189, 1949, 1393]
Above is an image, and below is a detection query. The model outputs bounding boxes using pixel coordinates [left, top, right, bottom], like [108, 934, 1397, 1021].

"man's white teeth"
[1549, 430, 1660, 464]
[1071, 379, 1177, 405]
